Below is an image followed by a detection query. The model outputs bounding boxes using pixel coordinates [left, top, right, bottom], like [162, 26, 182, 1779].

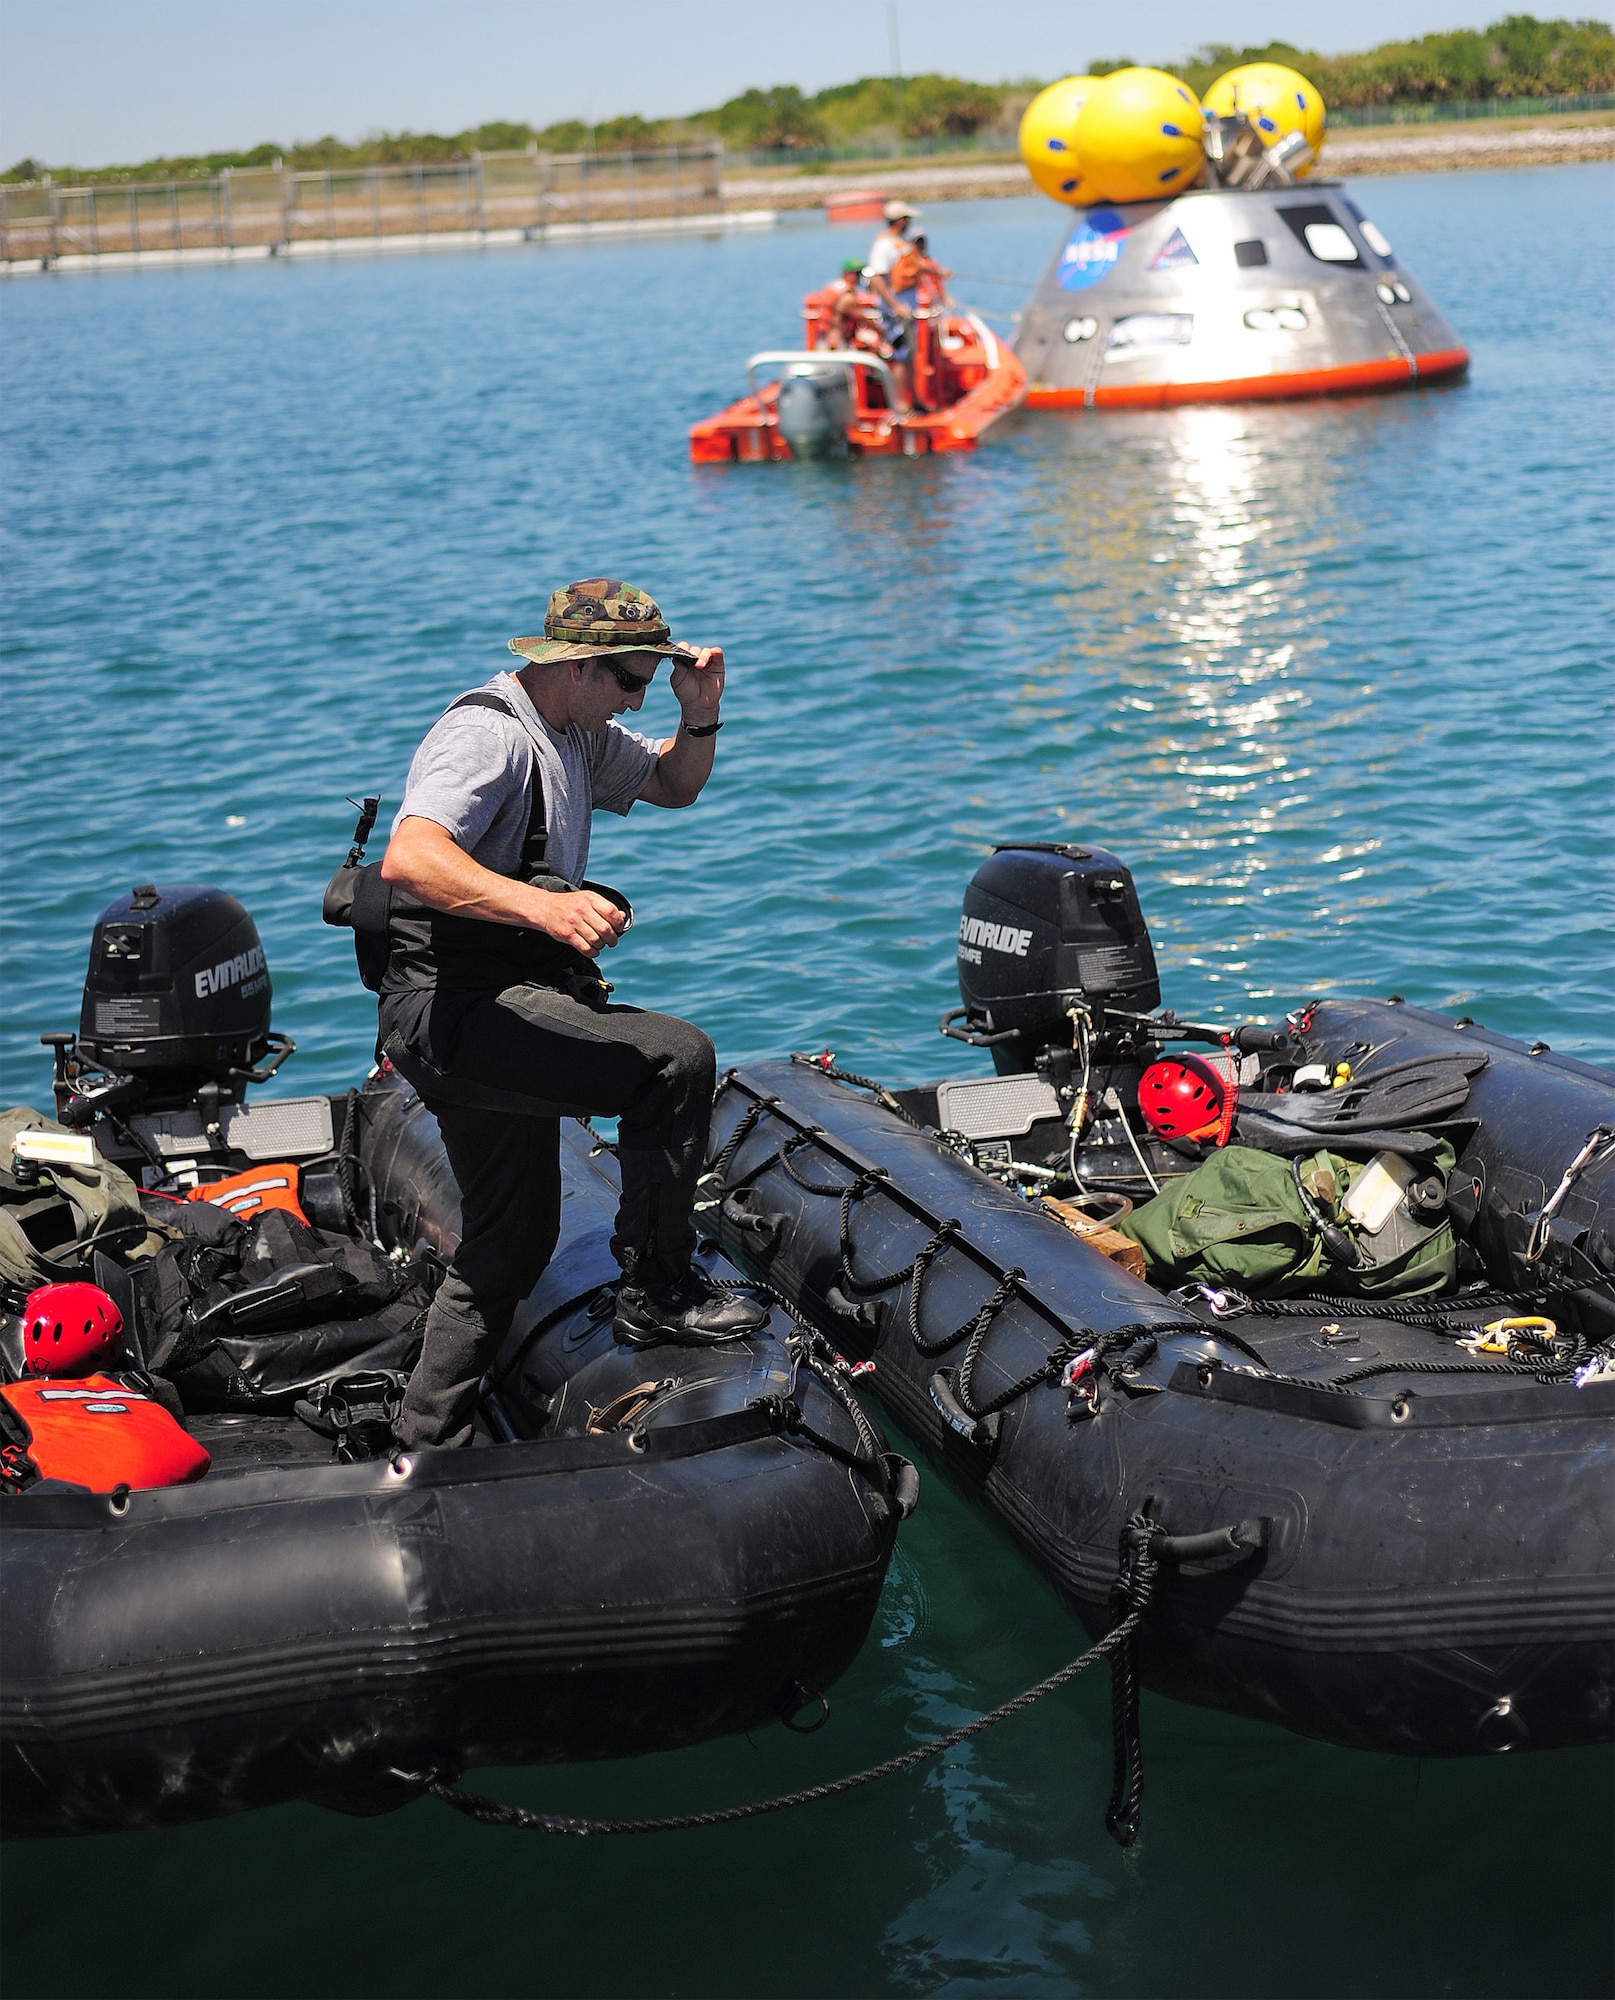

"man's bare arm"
[380, 817, 627, 956]
[638, 644, 724, 810]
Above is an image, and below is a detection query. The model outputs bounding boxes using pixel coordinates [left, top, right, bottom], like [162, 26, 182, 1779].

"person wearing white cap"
[863, 199, 921, 415]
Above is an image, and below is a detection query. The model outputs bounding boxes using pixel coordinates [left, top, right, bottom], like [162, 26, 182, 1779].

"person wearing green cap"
[376, 579, 766, 1451]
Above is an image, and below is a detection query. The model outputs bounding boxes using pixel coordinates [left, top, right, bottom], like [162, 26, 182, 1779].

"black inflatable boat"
[1, 888, 913, 1838]
[705, 843, 1615, 1758]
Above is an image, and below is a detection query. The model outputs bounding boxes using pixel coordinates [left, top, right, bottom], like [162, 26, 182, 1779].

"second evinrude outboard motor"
[775, 364, 854, 460]
[947, 843, 1161, 1075]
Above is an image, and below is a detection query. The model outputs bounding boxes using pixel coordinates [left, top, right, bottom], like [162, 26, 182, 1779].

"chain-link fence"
[0, 143, 725, 264]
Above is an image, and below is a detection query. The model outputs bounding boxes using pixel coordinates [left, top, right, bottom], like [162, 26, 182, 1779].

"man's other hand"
[530, 888, 628, 956]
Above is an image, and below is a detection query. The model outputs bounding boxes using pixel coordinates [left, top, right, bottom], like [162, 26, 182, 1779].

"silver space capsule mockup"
[1015, 182, 1468, 410]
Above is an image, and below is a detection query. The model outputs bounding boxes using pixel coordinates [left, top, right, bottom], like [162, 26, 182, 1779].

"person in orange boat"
[825, 257, 877, 350]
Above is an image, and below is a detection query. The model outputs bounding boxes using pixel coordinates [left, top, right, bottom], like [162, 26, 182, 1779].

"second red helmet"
[1137, 1056, 1229, 1143]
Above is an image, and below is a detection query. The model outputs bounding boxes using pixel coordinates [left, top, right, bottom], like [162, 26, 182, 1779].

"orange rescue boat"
[690, 278, 1026, 463]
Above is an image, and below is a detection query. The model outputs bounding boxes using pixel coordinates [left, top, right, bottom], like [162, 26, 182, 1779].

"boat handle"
[1148, 1517, 1270, 1564]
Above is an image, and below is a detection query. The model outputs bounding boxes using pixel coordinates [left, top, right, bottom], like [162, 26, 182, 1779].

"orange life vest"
[887, 248, 928, 293]
[187, 1162, 308, 1226]
[0, 1375, 210, 1492]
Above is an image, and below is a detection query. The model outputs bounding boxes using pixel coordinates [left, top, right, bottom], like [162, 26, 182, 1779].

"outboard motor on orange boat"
[775, 363, 855, 459]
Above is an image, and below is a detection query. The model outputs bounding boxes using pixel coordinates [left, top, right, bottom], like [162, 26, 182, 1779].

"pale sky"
[0, 0, 1555, 170]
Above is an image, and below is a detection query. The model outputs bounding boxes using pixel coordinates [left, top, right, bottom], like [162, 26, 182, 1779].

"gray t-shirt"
[392, 671, 661, 886]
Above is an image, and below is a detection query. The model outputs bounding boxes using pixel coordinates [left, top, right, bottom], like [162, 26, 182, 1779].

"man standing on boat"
[377, 579, 765, 1450]
[864, 198, 920, 415]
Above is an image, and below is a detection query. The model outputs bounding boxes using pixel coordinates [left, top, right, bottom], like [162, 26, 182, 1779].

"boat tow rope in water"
[413, 1511, 1182, 1846]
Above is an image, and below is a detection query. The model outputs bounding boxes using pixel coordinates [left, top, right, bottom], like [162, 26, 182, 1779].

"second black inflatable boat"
[705, 843, 1615, 1759]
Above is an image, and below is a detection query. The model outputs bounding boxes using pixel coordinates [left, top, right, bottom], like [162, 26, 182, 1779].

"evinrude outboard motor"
[775, 365, 854, 460]
[54, 884, 291, 1120]
[947, 843, 1161, 1075]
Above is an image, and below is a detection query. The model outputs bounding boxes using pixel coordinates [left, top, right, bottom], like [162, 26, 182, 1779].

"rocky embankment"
[723, 120, 1615, 211]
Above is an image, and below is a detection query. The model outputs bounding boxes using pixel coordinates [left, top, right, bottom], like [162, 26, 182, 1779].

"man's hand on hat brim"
[670, 644, 724, 721]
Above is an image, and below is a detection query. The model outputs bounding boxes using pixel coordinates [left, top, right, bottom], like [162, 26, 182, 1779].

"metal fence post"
[221, 167, 233, 249]
[370, 164, 381, 237]
[625, 148, 635, 223]
[472, 151, 485, 231]
[88, 184, 100, 255]
[324, 169, 335, 240]
[47, 178, 60, 261]
[168, 181, 180, 250]
[280, 165, 291, 246]
[670, 144, 681, 220]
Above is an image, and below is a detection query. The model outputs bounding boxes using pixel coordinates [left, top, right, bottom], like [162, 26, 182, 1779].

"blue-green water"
[2, 166, 1612, 1998]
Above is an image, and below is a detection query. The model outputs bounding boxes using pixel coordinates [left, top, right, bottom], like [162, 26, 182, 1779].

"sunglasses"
[600, 657, 657, 694]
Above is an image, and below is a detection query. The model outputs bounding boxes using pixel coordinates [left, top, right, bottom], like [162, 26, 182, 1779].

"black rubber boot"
[614, 1260, 770, 1348]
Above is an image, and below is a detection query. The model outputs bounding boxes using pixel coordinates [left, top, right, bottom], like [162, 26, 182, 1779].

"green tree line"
[7, 13, 1610, 185]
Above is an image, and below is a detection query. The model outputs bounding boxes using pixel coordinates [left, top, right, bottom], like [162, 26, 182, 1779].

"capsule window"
[1234, 239, 1268, 268]
[1107, 313, 1193, 352]
[1244, 305, 1309, 333]
[1279, 203, 1364, 268]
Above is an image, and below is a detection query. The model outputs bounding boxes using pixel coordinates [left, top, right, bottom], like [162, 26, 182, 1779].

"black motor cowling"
[77, 884, 274, 1102]
[955, 844, 1160, 1071]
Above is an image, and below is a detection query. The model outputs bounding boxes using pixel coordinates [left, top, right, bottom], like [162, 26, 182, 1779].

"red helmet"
[1138, 1056, 1229, 1143]
[21, 1283, 123, 1378]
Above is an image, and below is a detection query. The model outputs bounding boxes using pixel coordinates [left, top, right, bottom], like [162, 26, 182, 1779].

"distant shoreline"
[724, 118, 1615, 211]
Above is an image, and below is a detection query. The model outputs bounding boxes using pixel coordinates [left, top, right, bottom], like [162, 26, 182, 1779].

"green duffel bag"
[0, 1106, 166, 1290]
[1119, 1142, 1457, 1299]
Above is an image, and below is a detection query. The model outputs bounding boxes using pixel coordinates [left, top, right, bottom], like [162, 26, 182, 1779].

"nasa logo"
[1057, 210, 1130, 292]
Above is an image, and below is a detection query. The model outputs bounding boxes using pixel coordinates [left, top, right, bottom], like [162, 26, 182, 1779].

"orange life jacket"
[0, 1375, 210, 1493]
[187, 1162, 308, 1226]
[887, 248, 928, 293]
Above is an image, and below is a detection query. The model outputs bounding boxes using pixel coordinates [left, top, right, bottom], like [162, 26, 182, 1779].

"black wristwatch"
[681, 717, 723, 738]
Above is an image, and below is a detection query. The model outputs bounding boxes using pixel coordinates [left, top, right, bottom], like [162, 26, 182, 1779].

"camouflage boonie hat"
[509, 579, 681, 665]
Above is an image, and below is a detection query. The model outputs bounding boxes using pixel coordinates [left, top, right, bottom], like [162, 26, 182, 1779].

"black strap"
[443, 690, 548, 878]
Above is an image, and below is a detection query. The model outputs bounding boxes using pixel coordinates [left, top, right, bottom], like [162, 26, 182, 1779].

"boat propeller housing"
[954, 843, 1161, 1070]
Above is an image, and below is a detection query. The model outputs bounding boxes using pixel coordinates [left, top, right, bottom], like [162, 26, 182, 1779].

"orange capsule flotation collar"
[187, 1162, 308, 1225]
[0, 1376, 210, 1493]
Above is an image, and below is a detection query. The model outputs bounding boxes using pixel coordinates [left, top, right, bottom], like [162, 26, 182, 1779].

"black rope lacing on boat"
[708, 1084, 1248, 1417]
[788, 1052, 927, 1128]
[705, 1094, 780, 1189]
[412, 1510, 1163, 1847]
[1238, 1282, 1570, 1323]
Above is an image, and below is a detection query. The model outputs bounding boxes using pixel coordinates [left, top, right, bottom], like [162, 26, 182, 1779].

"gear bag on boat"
[1118, 1141, 1458, 1296]
[0, 1108, 163, 1289]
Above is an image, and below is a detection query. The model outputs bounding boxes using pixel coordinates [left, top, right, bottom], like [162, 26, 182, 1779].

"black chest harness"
[323, 690, 629, 999]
